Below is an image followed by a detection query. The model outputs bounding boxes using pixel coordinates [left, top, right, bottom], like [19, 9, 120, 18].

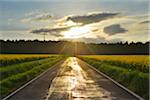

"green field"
[78, 55, 149, 99]
[0, 54, 65, 98]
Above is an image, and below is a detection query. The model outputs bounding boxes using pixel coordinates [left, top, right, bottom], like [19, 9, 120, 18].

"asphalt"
[7, 60, 64, 100]
[7, 57, 138, 100]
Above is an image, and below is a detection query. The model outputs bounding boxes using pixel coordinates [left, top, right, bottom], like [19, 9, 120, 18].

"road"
[7, 57, 138, 100]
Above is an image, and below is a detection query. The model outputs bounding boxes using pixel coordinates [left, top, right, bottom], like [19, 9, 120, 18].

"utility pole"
[43, 33, 46, 41]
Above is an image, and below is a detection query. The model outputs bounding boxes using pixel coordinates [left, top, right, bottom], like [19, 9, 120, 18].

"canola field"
[0, 54, 64, 98]
[79, 55, 149, 99]
[0, 54, 53, 66]
[81, 55, 149, 66]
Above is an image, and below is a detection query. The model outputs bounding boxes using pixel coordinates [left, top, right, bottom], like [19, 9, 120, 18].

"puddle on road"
[45, 57, 116, 100]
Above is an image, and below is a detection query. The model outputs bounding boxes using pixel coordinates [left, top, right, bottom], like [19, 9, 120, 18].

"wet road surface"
[46, 57, 137, 100]
[7, 57, 138, 100]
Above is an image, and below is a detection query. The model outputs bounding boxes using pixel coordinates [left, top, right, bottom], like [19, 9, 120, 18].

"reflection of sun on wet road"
[46, 57, 115, 100]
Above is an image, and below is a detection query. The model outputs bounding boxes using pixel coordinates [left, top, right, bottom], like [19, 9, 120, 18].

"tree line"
[0, 40, 149, 55]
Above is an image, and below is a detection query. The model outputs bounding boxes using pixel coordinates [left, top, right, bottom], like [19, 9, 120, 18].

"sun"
[63, 26, 90, 39]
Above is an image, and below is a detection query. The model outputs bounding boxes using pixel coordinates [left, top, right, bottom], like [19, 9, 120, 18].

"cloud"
[139, 20, 150, 24]
[103, 24, 127, 35]
[31, 27, 71, 37]
[66, 12, 119, 25]
[33, 13, 52, 21]
[29, 13, 147, 43]
[21, 13, 53, 22]
[24, 10, 40, 17]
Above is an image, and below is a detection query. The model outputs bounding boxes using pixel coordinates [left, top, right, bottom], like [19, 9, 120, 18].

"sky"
[0, 0, 149, 43]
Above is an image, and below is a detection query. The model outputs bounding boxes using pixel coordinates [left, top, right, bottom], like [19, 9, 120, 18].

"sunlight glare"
[63, 26, 90, 39]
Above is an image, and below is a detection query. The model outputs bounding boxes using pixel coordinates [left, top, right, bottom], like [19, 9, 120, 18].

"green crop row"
[0, 58, 54, 80]
[79, 57, 149, 99]
[79, 55, 149, 73]
[80, 56, 149, 73]
[102, 60, 149, 73]
[0, 56, 64, 98]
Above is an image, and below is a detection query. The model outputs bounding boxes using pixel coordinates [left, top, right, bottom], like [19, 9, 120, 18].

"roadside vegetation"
[0, 54, 51, 67]
[0, 54, 64, 98]
[79, 55, 149, 99]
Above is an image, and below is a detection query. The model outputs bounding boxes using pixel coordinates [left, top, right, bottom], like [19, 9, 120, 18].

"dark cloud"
[31, 27, 70, 37]
[31, 27, 68, 33]
[140, 20, 150, 24]
[66, 13, 119, 25]
[103, 24, 127, 35]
